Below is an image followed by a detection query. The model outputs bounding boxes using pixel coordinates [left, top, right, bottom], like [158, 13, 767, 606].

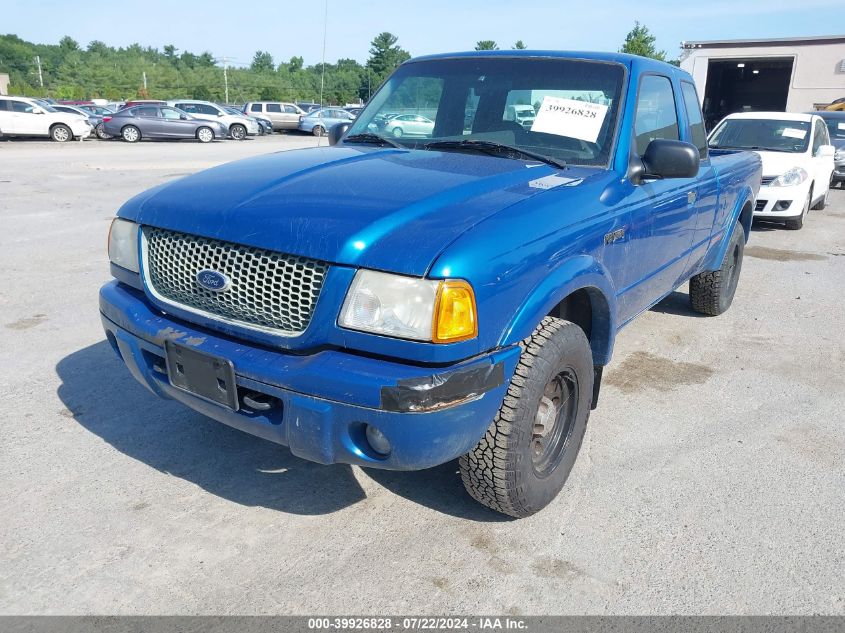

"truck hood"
[119, 146, 596, 276]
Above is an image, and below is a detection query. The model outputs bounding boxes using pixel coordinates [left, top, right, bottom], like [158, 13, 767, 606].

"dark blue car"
[101, 51, 760, 517]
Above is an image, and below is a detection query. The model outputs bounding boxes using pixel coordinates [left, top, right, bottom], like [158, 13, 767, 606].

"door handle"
[687, 190, 697, 205]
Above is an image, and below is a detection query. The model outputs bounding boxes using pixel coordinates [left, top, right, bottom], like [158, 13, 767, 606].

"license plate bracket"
[164, 340, 238, 411]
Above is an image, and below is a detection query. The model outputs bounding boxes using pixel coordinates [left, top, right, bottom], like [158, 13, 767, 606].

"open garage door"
[702, 58, 794, 130]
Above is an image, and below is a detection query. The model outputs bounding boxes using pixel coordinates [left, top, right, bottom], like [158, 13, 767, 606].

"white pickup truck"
[0, 96, 93, 142]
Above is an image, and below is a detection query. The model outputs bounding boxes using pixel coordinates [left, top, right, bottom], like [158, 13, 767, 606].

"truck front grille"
[143, 227, 329, 336]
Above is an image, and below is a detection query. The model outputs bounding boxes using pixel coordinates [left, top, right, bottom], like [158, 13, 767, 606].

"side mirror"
[34, 108, 45, 114]
[328, 122, 351, 146]
[635, 139, 700, 181]
[217, 112, 224, 117]
[180, 114, 188, 120]
[817, 144, 835, 158]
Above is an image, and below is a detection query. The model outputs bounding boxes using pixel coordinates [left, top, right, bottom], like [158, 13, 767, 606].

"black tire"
[196, 126, 214, 143]
[392, 127, 403, 138]
[811, 186, 828, 210]
[785, 189, 811, 230]
[230, 124, 247, 140]
[95, 122, 111, 140]
[50, 124, 72, 142]
[312, 125, 325, 137]
[459, 317, 593, 518]
[121, 125, 141, 143]
[689, 221, 745, 316]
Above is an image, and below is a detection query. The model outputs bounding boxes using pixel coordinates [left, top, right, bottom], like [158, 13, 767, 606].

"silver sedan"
[383, 114, 435, 138]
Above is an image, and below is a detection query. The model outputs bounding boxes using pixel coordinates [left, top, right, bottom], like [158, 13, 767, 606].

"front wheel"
[196, 126, 214, 143]
[230, 124, 246, 140]
[812, 185, 828, 210]
[689, 221, 745, 316]
[121, 125, 141, 143]
[50, 124, 72, 142]
[392, 127, 403, 138]
[459, 317, 593, 518]
[785, 189, 812, 230]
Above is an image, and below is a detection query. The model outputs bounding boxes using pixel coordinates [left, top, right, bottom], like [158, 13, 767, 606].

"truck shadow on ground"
[56, 341, 506, 521]
[649, 290, 705, 318]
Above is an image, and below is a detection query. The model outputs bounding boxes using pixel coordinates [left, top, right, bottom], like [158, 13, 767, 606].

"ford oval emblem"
[196, 269, 230, 292]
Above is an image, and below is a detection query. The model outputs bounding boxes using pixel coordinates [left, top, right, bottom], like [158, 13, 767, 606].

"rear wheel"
[230, 124, 247, 140]
[459, 317, 593, 518]
[95, 123, 111, 140]
[785, 189, 812, 230]
[121, 125, 141, 143]
[50, 124, 72, 142]
[689, 221, 745, 316]
[312, 125, 326, 137]
[196, 126, 214, 143]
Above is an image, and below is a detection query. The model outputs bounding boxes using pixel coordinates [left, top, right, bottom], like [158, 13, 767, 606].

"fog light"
[774, 200, 792, 211]
[365, 424, 391, 456]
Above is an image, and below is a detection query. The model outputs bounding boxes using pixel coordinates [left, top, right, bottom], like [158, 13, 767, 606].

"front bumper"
[753, 183, 808, 218]
[99, 281, 519, 470]
[834, 161, 845, 182]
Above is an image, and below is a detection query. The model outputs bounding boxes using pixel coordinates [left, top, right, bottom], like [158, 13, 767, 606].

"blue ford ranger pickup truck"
[101, 51, 761, 517]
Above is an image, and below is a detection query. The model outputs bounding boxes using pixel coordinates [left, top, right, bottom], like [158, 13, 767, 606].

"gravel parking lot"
[1, 135, 843, 615]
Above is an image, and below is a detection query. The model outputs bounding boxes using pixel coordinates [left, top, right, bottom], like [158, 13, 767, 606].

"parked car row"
[0, 96, 94, 141]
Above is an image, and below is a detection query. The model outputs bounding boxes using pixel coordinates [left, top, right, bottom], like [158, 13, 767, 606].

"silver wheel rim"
[199, 129, 212, 142]
[124, 127, 138, 142]
[232, 126, 245, 139]
[53, 127, 69, 142]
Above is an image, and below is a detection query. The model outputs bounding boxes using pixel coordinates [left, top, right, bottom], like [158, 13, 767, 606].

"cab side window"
[11, 101, 37, 114]
[681, 81, 707, 158]
[634, 75, 679, 155]
[250, 104, 262, 113]
[267, 104, 282, 113]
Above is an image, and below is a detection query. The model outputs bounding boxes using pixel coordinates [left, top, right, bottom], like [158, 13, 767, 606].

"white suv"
[167, 100, 259, 140]
[0, 96, 93, 142]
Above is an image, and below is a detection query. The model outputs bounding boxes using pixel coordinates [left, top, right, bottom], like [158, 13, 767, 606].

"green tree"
[59, 36, 79, 52]
[163, 44, 177, 59]
[513, 40, 527, 50]
[260, 85, 281, 100]
[288, 55, 304, 72]
[475, 40, 499, 51]
[192, 84, 211, 99]
[251, 50, 275, 72]
[619, 21, 666, 61]
[367, 32, 410, 85]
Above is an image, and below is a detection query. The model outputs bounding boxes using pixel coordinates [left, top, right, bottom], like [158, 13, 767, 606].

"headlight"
[339, 270, 477, 343]
[108, 218, 140, 273]
[835, 149, 845, 161]
[769, 167, 808, 187]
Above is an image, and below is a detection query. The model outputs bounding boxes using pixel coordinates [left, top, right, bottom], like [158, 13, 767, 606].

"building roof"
[682, 34, 845, 49]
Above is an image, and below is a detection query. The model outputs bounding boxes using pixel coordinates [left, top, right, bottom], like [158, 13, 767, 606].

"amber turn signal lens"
[432, 280, 477, 343]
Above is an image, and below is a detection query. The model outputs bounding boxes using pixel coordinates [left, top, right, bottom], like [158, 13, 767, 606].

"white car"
[709, 112, 835, 229]
[167, 100, 259, 140]
[0, 96, 93, 142]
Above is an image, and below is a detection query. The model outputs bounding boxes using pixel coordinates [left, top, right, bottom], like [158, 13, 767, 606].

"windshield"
[709, 118, 811, 153]
[346, 57, 625, 167]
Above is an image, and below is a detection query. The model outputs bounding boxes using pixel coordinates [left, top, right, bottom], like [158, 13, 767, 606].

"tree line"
[0, 24, 672, 104]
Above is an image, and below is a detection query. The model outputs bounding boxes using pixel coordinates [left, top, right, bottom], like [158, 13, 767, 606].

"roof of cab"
[404, 49, 685, 74]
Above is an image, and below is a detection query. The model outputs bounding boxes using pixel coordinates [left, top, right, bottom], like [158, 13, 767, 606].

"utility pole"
[223, 57, 229, 104]
[142, 71, 147, 91]
[35, 55, 44, 92]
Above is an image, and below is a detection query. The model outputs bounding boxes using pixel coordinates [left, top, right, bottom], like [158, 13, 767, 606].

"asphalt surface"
[1, 135, 843, 615]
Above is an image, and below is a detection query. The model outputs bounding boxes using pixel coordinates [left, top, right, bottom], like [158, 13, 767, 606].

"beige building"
[679, 35, 845, 129]
[0, 73, 10, 96]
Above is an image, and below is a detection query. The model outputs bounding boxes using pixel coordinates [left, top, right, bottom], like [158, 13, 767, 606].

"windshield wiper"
[424, 139, 567, 169]
[343, 133, 403, 149]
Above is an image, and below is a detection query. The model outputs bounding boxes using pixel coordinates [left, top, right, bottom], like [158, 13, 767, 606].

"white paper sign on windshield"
[530, 97, 609, 143]
[838, 122, 845, 131]
[781, 127, 807, 140]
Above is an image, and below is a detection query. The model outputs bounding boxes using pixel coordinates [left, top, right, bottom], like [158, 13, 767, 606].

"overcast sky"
[5, 0, 843, 67]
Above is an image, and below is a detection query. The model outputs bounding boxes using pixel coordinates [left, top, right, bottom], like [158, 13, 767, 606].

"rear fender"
[498, 255, 618, 365]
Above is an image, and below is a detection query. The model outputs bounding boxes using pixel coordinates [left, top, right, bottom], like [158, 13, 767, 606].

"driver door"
[810, 118, 833, 198]
[160, 107, 195, 137]
[10, 100, 43, 135]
